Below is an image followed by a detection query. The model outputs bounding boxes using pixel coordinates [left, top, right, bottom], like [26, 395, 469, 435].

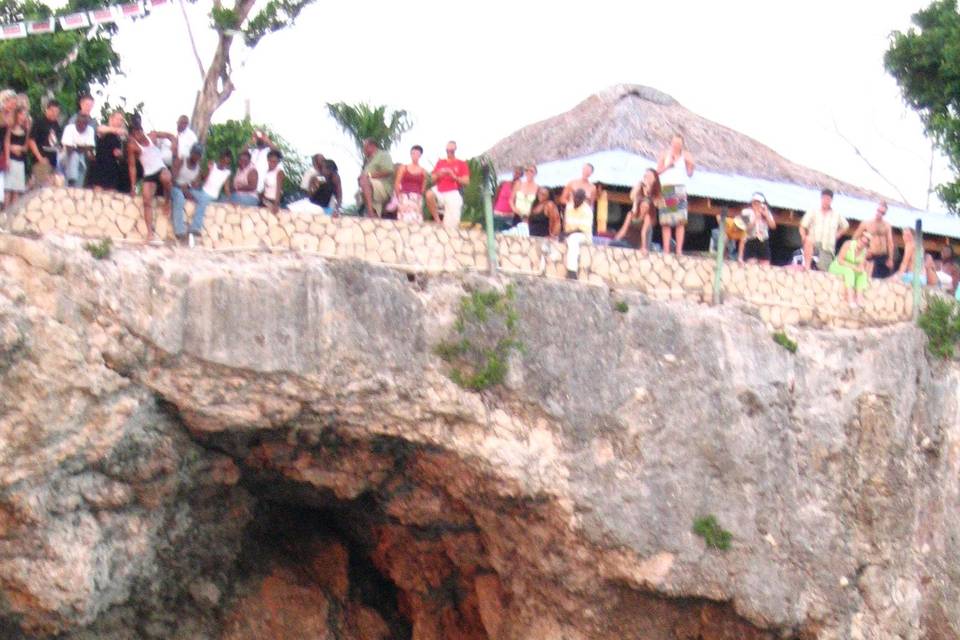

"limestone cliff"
[0, 233, 958, 640]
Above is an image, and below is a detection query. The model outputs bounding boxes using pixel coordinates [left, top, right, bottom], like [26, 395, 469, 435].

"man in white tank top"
[127, 123, 175, 245]
[171, 149, 233, 246]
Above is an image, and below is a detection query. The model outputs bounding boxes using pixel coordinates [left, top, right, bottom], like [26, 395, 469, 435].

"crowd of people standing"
[1, 91, 958, 301]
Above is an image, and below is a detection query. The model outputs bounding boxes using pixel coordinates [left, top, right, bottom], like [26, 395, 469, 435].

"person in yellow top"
[828, 232, 871, 307]
[564, 188, 594, 279]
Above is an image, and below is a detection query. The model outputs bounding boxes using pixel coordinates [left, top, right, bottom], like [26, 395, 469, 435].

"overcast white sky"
[100, 0, 950, 211]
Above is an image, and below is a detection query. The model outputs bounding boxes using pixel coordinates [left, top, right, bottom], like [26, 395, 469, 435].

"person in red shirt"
[425, 140, 470, 229]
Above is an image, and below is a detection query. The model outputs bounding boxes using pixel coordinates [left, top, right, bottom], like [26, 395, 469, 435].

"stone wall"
[2, 187, 916, 329]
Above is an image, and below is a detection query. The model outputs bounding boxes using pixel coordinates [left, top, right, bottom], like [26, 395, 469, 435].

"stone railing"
[2, 187, 916, 329]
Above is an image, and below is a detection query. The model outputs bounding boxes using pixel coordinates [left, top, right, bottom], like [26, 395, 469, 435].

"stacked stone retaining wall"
[1, 187, 916, 330]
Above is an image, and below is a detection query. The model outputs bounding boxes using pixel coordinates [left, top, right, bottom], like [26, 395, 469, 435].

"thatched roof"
[484, 84, 883, 202]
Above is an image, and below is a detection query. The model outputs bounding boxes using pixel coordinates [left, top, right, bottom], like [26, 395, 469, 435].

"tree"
[885, 0, 960, 211]
[326, 102, 413, 164]
[205, 118, 307, 201]
[182, 0, 316, 141]
[0, 0, 120, 116]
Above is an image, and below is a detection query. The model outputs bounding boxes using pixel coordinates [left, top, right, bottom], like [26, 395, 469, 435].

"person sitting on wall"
[359, 138, 393, 218]
[564, 188, 594, 280]
[735, 192, 776, 265]
[938, 244, 959, 295]
[171, 148, 232, 247]
[230, 150, 260, 207]
[528, 187, 561, 239]
[828, 231, 871, 307]
[614, 168, 662, 252]
[853, 201, 895, 278]
[503, 164, 538, 237]
[493, 166, 522, 231]
[260, 149, 285, 214]
[309, 159, 342, 215]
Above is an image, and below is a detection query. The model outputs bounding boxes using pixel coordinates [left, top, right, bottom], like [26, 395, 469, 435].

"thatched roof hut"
[485, 84, 879, 201]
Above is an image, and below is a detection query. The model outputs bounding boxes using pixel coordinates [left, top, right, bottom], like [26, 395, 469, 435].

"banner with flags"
[26, 18, 54, 35]
[116, 2, 145, 19]
[0, 22, 26, 40]
[87, 7, 116, 25]
[0, 0, 165, 40]
[58, 12, 91, 31]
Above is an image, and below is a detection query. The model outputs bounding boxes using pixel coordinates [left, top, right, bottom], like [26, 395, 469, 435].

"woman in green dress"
[829, 232, 871, 307]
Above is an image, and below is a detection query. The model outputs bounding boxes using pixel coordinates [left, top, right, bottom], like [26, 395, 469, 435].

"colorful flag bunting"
[116, 2, 145, 19]
[147, 0, 168, 7]
[26, 19, 54, 34]
[87, 7, 116, 25]
[0, 22, 27, 40]
[58, 12, 91, 31]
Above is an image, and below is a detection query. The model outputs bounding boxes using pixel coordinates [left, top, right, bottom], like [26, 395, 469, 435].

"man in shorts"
[359, 138, 394, 217]
[426, 140, 470, 229]
[800, 188, 849, 270]
[853, 200, 895, 278]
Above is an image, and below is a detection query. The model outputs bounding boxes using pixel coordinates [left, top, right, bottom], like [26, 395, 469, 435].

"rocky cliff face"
[0, 233, 958, 640]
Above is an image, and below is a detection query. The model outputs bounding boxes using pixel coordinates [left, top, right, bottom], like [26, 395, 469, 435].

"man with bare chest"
[854, 201, 895, 278]
[560, 163, 597, 206]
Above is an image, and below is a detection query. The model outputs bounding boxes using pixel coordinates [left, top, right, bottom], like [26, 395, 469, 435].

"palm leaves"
[326, 102, 413, 163]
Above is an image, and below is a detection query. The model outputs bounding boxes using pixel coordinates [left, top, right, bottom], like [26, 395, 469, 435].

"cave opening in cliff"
[234, 494, 414, 639]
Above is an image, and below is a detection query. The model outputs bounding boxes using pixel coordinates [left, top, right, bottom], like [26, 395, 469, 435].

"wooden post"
[482, 165, 498, 276]
[913, 218, 923, 320]
[713, 207, 727, 305]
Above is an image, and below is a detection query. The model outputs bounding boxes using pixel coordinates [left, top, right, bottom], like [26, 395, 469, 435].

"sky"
[98, 0, 951, 211]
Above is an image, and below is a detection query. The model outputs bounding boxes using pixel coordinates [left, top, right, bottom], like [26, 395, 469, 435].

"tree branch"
[178, 0, 206, 80]
[832, 119, 914, 208]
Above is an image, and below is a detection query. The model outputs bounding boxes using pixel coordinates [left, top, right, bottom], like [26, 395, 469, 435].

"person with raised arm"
[127, 120, 175, 244]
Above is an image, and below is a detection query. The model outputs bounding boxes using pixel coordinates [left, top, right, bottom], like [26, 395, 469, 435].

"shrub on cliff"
[434, 286, 521, 391]
[918, 296, 960, 359]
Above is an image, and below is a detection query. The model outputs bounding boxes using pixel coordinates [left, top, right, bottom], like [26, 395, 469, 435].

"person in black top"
[309, 159, 342, 214]
[27, 100, 62, 186]
[87, 110, 127, 191]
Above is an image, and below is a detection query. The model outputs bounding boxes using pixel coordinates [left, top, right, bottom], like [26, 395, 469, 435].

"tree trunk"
[189, 0, 256, 142]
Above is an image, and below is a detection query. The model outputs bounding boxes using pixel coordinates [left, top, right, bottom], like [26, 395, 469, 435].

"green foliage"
[0, 0, 120, 118]
[210, 5, 239, 31]
[614, 301, 629, 313]
[885, 0, 960, 212]
[83, 238, 112, 260]
[772, 331, 797, 353]
[461, 156, 499, 227]
[692, 515, 732, 551]
[918, 295, 960, 358]
[242, 0, 314, 46]
[326, 102, 413, 163]
[98, 96, 143, 124]
[204, 118, 307, 201]
[435, 286, 521, 391]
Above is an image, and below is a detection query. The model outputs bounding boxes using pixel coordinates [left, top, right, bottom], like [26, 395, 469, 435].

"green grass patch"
[772, 331, 797, 354]
[692, 515, 732, 550]
[435, 285, 521, 391]
[614, 300, 629, 313]
[918, 296, 960, 359]
[83, 238, 112, 260]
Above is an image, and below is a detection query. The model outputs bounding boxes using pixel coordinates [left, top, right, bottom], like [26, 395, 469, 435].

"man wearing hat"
[736, 192, 777, 265]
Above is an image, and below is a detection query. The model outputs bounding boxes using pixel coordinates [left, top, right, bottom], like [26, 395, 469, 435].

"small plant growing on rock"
[614, 300, 629, 313]
[918, 296, 960, 359]
[83, 238, 112, 260]
[692, 515, 732, 550]
[434, 285, 521, 391]
[772, 331, 797, 354]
